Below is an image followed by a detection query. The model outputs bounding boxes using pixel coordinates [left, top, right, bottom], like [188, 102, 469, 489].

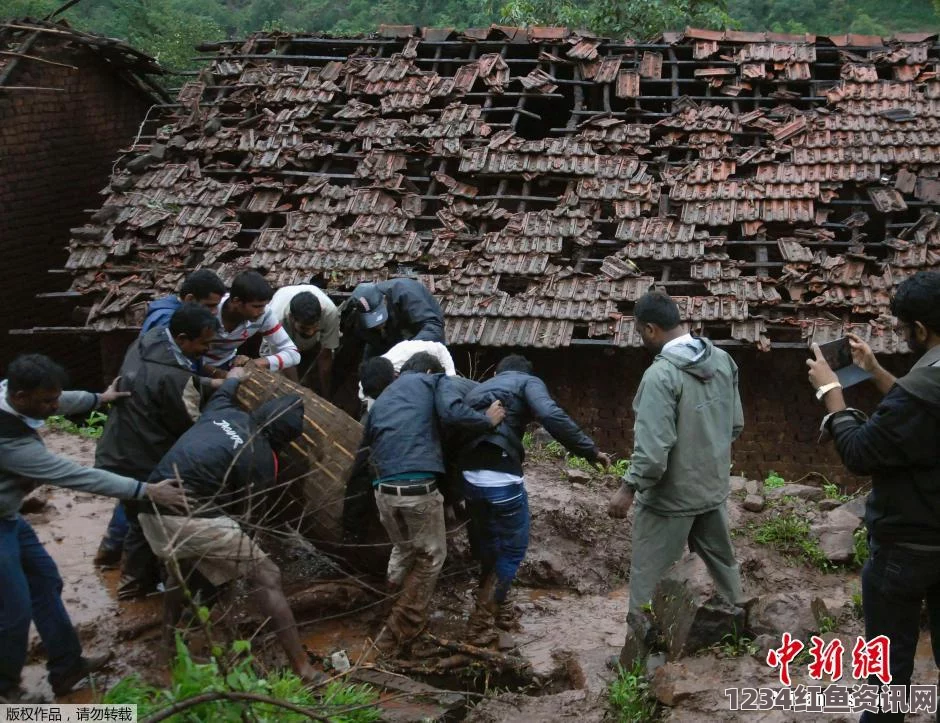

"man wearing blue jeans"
[808, 271, 940, 722]
[0, 354, 185, 700]
[457, 354, 609, 645]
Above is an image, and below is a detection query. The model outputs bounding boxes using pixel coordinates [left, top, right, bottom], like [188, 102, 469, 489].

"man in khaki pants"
[349, 352, 504, 657]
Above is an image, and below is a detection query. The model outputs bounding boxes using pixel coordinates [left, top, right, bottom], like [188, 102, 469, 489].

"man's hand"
[595, 452, 613, 470]
[485, 400, 505, 427]
[608, 484, 635, 518]
[251, 358, 270, 370]
[806, 343, 839, 390]
[99, 377, 131, 405]
[226, 366, 247, 380]
[232, 355, 251, 368]
[144, 478, 188, 513]
[846, 333, 878, 373]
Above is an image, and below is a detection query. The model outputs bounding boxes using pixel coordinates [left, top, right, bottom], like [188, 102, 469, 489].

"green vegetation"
[763, 471, 786, 491]
[2, 0, 937, 72]
[753, 512, 831, 571]
[104, 635, 380, 722]
[46, 410, 108, 440]
[817, 615, 836, 635]
[823, 483, 850, 503]
[711, 626, 757, 658]
[853, 527, 869, 568]
[852, 588, 864, 619]
[609, 660, 659, 723]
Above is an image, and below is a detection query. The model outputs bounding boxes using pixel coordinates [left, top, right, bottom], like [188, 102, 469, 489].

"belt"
[377, 481, 438, 496]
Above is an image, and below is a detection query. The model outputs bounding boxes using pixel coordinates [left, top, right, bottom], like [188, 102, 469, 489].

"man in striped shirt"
[202, 271, 301, 376]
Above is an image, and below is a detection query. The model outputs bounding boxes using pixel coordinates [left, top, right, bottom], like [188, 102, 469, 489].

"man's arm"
[623, 371, 679, 491]
[524, 377, 599, 461]
[435, 377, 498, 434]
[731, 363, 745, 441]
[2, 438, 146, 500]
[397, 287, 445, 343]
[825, 387, 937, 475]
[257, 312, 301, 371]
[157, 375, 201, 436]
[316, 348, 333, 395]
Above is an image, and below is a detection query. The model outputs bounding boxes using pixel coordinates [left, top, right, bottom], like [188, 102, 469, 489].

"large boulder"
[747, 592, 820, 641]
[652, 553, 745, 660]
[811, 507, 862, 564]
[765, 484, 825, 502]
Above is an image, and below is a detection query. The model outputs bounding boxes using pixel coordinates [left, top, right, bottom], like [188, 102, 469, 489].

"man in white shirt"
[358, 340, 456, 410]
[201, 271, 300, 376]
[261, 285, 339, 394]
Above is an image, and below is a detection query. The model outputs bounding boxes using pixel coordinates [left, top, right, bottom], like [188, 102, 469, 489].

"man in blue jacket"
[140, 269, 226, 334]
[456, 354, 609, 645]
[349, 352, 503, 656]
[808, 271, 940, 722]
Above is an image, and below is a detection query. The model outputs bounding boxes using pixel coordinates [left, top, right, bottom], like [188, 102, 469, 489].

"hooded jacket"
[95, 327, 202, 480]
[149, 379, 303, 519]
[827, 344, 940, 546]
[624, 336, 744, 516]
[0, 384, 145, 520]
[141, 296, 182, 335]
[458, 370, 599, 475]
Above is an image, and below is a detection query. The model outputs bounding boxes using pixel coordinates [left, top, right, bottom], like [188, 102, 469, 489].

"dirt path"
[21, 431, 940, 722]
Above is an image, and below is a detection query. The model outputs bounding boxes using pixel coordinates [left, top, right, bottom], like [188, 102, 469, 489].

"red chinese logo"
[852, 635, 891, 684]
[766, 632, 805, 686]
[807, 635, 845, 681]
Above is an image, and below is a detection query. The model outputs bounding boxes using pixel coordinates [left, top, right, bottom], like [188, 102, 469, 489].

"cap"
[353, 284, 388, 329]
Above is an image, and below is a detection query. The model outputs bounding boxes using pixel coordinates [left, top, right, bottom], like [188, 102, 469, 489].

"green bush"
[104, 636, 380, 722]
[47, 410, 108, 439]
[853, 527, 869, 568]
[754, 513, 831, 571]
[763, 471, 786, 490]
[609, 660, 659, 722]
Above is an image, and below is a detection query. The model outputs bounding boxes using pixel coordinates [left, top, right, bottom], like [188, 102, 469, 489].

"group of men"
[1, 265, 938, 723]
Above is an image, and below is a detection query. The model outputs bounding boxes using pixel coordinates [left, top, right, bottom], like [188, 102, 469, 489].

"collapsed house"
[0, 18, 166, 383]
[39, 25, 940, 481]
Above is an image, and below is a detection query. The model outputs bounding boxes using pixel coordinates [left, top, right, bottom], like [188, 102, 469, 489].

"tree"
[501, 0, 733, 38]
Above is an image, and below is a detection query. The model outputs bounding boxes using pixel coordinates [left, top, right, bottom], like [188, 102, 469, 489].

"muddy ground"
[23, 430, 939, 721]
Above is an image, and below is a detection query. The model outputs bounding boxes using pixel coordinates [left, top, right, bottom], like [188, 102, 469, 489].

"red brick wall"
[0, 42, 153, 388]
[450, 345, 911, 488]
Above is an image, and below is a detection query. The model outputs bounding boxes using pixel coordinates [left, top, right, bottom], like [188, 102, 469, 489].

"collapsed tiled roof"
[0, 18, 167, 100]
[61, 25, 940, 352]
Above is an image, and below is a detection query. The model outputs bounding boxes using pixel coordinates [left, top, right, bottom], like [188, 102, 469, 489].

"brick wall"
[0, 42, 153, 388]
[450, 345, 913, 488]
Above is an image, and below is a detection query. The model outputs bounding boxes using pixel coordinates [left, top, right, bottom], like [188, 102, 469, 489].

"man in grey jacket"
[608, 291, 744, 667]
[0, 354, 185, 700]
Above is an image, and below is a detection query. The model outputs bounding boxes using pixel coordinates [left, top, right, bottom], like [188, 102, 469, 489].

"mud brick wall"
[0, 46, 152, 387]
[451, 345, 914, 489]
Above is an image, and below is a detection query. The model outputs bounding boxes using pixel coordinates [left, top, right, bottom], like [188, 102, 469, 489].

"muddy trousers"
[0, 516, 82, 695]
[627, 503, 742, 619]
[375, 488, 446, 642]
[464, 482, 529, 603]
[859, 541, 940, 722]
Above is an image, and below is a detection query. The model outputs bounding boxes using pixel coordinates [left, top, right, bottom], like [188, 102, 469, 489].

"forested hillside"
[1, 0, 938, 70]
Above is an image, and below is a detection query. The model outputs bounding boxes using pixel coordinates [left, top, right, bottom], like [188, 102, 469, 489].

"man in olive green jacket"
[608, 291, 744, 666]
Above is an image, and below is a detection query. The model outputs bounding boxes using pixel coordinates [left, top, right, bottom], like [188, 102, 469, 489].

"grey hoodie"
[624, 336, 744, 516]
[0, 383, 144, 520]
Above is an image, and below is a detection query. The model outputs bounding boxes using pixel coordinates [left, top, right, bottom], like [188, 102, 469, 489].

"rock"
[818, 498, 842, 511]
[748, 592, 818, 641]
[530, 426, 554, 446]
[652, 553, 746, 660]
[765, 484, 826, 502]
[646, 652, 667, 677]
[651, 661, 721, 706]
[566, 468, 592, 483]
[743, 494, 765, 513]
[730, 476, 748, 493]
[811, 507, 861, 564]
[751, 633, 777, 660]
[148, 141, 167, 161]
[20, 489, 50, 514]
[745, 479, 761, 496]
[810, 597, 831, 628]
[466, 690, 606, 722]
[837, 496, 866, 521]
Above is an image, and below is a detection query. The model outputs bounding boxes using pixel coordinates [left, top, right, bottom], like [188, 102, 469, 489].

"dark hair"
[495, 354, 533, 375]
[7, 354, 69, 393]
[230, 270, 273, 303]
[169, 303, 220, 338]
[400, 352, 445, 375]
[179, 269, 225, 300]
[634, 291, 681, 331]
[360, 357, 395, 398]
[289, 292, 322, 325]
[891, 271, 940, 336]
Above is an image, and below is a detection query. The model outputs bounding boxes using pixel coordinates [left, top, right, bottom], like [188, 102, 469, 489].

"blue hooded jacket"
[141, 296, 182, 335]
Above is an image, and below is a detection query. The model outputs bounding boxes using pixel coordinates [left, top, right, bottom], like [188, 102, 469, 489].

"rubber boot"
[465, 575, 498, 647]
[495, 597, 521, 632]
